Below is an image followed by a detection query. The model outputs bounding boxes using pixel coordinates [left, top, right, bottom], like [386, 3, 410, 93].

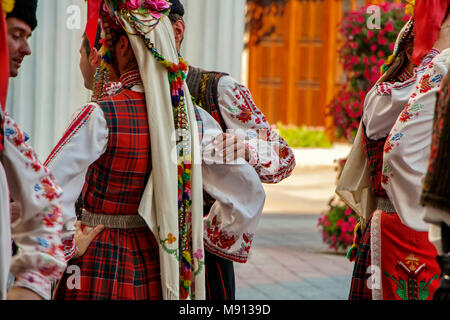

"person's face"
[79, 39, 100, 90]
[7, 18, 32, 77]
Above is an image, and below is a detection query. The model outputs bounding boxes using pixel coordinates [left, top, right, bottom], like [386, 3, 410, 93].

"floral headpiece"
[85, 0, 171, 51]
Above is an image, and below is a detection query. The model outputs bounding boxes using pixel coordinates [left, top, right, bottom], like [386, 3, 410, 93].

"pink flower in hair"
[144, 0, 170, 11]
[128, 0, 142, 10]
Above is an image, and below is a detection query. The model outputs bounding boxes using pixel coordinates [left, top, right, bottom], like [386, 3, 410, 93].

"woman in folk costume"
[47, 0, 264, 300]
[0, 0, 66, 300]
[379, 0, 450, 300]
[421, 66, 450, 299]
[343, 16, 418, 300]
[340, 0, 450, 300]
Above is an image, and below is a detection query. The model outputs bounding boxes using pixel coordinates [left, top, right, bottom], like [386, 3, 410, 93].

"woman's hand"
[7, 287, 43, 300]
[73, 221, 104, 259]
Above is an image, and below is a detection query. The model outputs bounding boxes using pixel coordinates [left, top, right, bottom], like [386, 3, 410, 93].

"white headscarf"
[102, 2, 205, 300]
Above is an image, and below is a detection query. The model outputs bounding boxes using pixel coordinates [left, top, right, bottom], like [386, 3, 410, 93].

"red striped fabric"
[45, 104, 96, 166]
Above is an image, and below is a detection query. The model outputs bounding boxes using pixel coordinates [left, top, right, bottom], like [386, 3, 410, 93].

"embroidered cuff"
[13, 271, 52, 300]
[430, 48, 441, 57]
[419, 48, 441, 69]
[375, 82, 392, 96]
[63, 236, 76, 262]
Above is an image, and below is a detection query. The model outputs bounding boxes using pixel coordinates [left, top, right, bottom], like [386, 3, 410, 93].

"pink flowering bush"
[326, 85, 366, 142]
[318, 204, 358, 252]
[328, 2, 409, 142]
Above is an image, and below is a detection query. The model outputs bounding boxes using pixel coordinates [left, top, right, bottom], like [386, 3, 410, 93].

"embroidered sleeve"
[375, 82, 393, 96]
[382, 48, 450, 232]
[45, 103, 108, 261]
[363, 76, 417, 140]
[197, 107, 266, 263]
[217, 76, 296, 184]
[2, 115, 66, 300]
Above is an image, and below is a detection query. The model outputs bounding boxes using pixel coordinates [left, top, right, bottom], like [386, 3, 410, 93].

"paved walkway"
[235, 145, 354, 300]
[235, 214, 353, 300]
[262, 144, 351, 215]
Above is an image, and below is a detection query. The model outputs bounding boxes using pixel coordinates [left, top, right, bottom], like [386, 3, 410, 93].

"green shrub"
[276, 122, 332, 148]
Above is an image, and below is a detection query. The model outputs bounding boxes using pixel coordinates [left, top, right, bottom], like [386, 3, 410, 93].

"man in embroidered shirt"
[0, 0, 66, 300]
[167, 0, 295, 300]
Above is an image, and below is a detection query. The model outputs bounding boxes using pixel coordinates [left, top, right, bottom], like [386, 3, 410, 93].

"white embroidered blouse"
[382, 48, 450, 232]
[362, 69, 416, 140]
[0, 111, 66, 300]
[216, 76, 296, 184]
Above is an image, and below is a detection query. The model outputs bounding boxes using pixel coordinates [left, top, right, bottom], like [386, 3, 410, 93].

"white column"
[181, 0, 246, 82]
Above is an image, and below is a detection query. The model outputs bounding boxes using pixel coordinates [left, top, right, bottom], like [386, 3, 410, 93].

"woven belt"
[81, 210, 148, 229]
[376, 197, 396, 213]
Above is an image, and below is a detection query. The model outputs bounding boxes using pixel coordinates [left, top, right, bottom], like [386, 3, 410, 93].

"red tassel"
[0, 5, 10, 110]
[413, 0, 449, 66]
[85, 0, 103, 51]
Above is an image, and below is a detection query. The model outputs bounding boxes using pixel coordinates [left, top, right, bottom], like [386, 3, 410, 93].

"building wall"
[181, 0, 246, 82]
[6, 0, 90, 160]
[6, 0, 247, 159]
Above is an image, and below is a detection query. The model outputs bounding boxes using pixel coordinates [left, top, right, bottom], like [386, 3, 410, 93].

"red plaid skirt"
[53, 225, 162, 300]
[349, 214, 373, 300]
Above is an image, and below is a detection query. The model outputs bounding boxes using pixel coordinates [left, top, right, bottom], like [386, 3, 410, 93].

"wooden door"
[247, 0, 343, 131]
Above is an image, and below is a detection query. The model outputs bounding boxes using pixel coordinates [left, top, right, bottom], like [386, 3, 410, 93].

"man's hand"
[434, 14, 450, 52]
[213, 133, 250, 163]
[73, 221, 104, 259]
[7, 287, 43, 300]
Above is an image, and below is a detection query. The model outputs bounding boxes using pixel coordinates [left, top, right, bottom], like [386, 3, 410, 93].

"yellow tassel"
[405, 0, 415, 16]
[380, 53, 396, 74]
[2, 0, 15, 14]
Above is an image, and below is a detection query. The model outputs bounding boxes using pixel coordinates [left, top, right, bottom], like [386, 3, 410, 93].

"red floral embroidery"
[206, 216, 237, 250]
[419, 74, 432, 93]
[279, 146, 290, 159]
[40, 177, 60, 201]
[43, 205, 62, 228]
[399, 111, 412, 123]
[12, 122, 26, 146]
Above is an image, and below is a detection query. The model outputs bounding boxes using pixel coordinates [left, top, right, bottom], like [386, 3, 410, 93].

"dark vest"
[82, 88, 152, 215]
[186, 66, 229, 216]
[186, 66, 229, 131]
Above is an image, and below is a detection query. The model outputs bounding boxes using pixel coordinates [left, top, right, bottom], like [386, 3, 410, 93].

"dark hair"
[168, 13, 183, 24]
[82, 22, 103, 56]
[6, 0, 38, 31]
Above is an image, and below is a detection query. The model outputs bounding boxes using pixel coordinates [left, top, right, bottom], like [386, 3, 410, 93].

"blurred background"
[6, 0, 412, 299]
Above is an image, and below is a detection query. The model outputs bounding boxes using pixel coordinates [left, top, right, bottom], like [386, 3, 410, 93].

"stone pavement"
[262, 144, 352, 215]
[235, 144, 354, 300]
[235, 214, 354, 300]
